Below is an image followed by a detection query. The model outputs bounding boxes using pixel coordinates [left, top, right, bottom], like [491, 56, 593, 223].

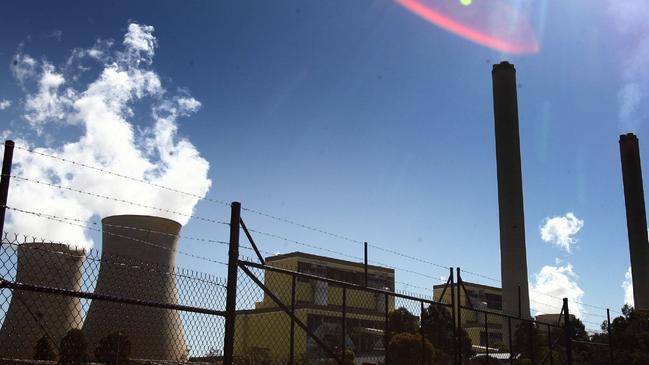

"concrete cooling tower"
[82, 215, 187, 361]
[0, 242, 85, 360]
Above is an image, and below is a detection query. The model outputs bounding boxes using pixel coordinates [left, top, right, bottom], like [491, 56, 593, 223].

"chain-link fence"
[0, 234, 226, 364]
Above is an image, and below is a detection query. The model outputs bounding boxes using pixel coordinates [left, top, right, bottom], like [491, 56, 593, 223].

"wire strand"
[13, 145, 231, 207]
[3, 205, 229, 267]
[8, 174, 229, 226]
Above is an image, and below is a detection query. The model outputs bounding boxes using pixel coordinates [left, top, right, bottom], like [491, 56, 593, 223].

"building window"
[484, 293, 502, 311]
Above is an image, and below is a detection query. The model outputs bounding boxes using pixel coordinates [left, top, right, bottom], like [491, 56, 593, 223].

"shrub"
[94, 331, 131, 365]
[34, 335, 56, 361]
[387, 332, 438, 365]
[58, 329, 88, 365]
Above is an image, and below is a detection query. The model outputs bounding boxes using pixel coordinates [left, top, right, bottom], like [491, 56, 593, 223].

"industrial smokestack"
[619, 133, 649, 311]
[0, 242, 84, 360]
[492, 61, 531, 318]
[82, 215, 187, 360]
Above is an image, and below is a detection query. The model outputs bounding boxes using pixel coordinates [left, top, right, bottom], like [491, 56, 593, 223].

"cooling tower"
[619, 133, 649, 311]
[0, 242, 84, 360]
[492, 61, 531, 319]
[82, 215, 187, 360]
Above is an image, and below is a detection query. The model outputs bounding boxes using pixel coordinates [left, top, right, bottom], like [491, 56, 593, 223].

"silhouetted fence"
[0, 235, 226, 363]
[0, 140, 619, 364]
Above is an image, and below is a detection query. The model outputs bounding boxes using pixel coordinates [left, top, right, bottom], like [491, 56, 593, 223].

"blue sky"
[0, 0, 647, 328]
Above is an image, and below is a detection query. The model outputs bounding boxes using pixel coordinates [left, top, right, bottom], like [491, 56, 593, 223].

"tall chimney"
[492, 61, 531, 318]
[619, 133, 649, 311]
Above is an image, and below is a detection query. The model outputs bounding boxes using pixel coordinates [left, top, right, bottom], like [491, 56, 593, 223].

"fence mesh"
[0, 235, 226, 363]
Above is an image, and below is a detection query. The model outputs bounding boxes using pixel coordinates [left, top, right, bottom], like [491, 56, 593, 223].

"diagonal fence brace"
[238, 263, 344, 365]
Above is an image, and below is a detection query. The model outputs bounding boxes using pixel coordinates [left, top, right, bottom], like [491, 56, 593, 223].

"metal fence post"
[484, 312, 489, 360]
[607, 308, 614, 365]
[223, 201, 241, 365]
[548, 324, 553, 365]
[385, 292, 390, 365]
[342, 286, 347, 362]
[364, 241, 368, 288]
[508, 317, 513, 365]
[450, 268, 457, 365]
[529, 321, 535, 365]
[518, 285, 522, 319]
[0, 140, 15, 235]
[563, 298, 573, 365]
[457, 267, 463, 365]
[290, 274, 296, 365]
[421, 301, 426, 365]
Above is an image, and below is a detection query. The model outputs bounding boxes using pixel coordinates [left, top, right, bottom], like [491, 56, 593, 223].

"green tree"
[34, 335, 56, 361]
[387, 332, 438, 365]
[388, 307, 419, 338]
[94, 331, 131, 365]
[58, 329, 88, 365]
[607, 305, 649, 365]
[420, 303, 473, 360]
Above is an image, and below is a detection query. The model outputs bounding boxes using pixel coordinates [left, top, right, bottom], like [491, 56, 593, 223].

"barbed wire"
[3, 205, 229, 267]
[7, 174, 229, 226]
[6, 143, 624, 316]
[4, 205, 229, 246]
[246, 227, 447, 283]
[1, 231, 228, 288]
[13, 145, 232, 207]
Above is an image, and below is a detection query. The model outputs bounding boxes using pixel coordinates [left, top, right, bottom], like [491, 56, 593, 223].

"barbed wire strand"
[7, 174, 229, 226]
[3, 205, 229, 267]
[1, 231, 227, 287]
[5, 205, 228, 246]
[13, 145, 232, 207]
[7, 143, 624, 315]
[4, 205, 270, 261]
[247, 227, 446, 283]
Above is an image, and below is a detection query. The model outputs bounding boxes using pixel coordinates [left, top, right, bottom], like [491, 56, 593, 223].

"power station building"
[234, 252, 395, 364]
[434, 281, 504, 351]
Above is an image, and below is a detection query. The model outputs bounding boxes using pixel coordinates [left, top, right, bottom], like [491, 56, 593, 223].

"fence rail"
[0, 140, 622, 365]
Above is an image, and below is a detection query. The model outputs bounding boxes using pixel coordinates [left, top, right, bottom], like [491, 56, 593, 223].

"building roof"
[433, 281, 501, 292]
[266, 251, 394, 273]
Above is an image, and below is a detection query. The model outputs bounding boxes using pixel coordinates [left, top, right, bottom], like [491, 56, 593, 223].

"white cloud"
[623, 267, 634, 306]
[0, 99, 11, 110]
[11, 53, 38, 84]
[123, 23, 157, 64]
[47, 30, 63, 41]
[24, 63, 75, 127]
[530, 263, 585, 318]
[608, 1, 649, 131]
[4, 23, 211, 249]
[540, 212, 584, 252]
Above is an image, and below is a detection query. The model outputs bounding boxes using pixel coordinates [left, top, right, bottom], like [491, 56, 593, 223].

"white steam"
[608, 1, 649, 131]
[4, 23, 211, 249]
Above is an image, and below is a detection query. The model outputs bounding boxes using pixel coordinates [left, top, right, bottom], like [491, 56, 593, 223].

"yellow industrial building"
[433, 281, 504, 351]
[234, 252, 395, 364]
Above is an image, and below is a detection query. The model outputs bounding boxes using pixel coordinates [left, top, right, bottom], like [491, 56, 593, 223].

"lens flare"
[397, 0, 539, 54]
